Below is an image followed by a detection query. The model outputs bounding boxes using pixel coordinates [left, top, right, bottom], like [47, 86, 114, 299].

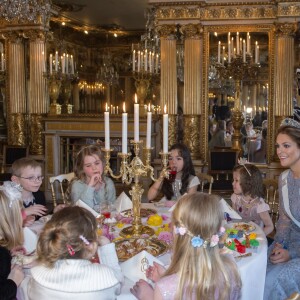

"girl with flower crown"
[131, 192, 241, 300]
[231, 163, 274, 235]
[264, 119, 300, 299]
[27, 206, 123, 299]
[0, 182, 25, 299]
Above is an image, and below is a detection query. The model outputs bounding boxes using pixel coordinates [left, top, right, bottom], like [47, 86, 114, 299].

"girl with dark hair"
[231, 163, 274, 235]
[147, 144, 199, 204]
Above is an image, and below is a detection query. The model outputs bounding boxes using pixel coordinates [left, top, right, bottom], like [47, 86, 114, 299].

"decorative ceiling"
[51, 0, 149, 47]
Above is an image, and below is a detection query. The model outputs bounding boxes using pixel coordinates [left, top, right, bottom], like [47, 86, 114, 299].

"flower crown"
[174, 224, 225, 248]
[0, 181, 23, 207]
[280, 118, 300, 129]
[237, 157, 251, 176]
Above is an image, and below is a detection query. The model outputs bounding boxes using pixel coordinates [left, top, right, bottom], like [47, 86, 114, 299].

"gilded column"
[274, 23, 296, 118]
[181, 24, 202, 159]
[7, 35, 27, 145]
[157, 24, 177, 148]
[28, 30, 48, 155]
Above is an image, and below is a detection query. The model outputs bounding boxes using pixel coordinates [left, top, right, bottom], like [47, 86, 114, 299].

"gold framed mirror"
[203, 25, 275, 164]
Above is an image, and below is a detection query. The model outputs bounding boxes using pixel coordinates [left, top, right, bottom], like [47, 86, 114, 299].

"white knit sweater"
[27, 243, 123, 300]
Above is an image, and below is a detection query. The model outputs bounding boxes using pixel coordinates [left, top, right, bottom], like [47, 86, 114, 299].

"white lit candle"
[218, 41, 221, 63]
[137, 51, 141, 72]
[144, 49, 148, 72]
[132, 50, 136, 72]
[236, 32, 240, 54]
[70, 55, 74, 74]
[134, 93, 139, 142]
[255, 41, 259, 63]
[66, 54, 69, 74]
[62, 54, 65, 74]
[104, 103, 110, 149]
[222, 46, 225, 64]
[243, 40, 246, 63]
[228, 41, 231, 63]
[247, 32, 250, 54]
[122, 102, 128, 154]
[55, 51, 58, 71]
[155, 54, 159, 73]
[146, 103, 152, 148]
[1, 53, 3, 71]
[49, 53, 53, 74]
[163, 105, 168, 153]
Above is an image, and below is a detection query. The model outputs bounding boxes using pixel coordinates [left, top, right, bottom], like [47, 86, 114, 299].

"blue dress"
[264, 171, 300, 300]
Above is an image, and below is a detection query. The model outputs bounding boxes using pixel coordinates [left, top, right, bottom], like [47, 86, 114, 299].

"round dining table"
[18, 202, 268, 300]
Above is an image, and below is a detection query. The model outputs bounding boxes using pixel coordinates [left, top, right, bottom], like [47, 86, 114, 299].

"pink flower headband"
[174, 224, 225, 248]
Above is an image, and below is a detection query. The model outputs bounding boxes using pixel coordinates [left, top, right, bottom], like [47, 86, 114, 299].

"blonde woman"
[131, 192, 242, 300]
[0, 182, 25, 299]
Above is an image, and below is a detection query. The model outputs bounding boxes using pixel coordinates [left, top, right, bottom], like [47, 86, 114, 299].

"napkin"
[220, 198, 242, 220]
[115, 191, 132, 213]
[120, 250, 164, 283]
[23, 227, 38, 254]
[75, 199, 100, 218]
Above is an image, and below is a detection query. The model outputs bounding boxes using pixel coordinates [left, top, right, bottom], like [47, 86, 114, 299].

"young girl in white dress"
[28, 206, 123, 299]
[231, 163, 274, 235]
[147, 143, 200, 205]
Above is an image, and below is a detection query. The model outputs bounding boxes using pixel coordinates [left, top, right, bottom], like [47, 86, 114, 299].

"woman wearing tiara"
[264, 118, 300, 300]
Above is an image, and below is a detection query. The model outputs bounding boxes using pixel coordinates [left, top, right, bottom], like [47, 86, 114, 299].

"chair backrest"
[197, 173, 214, 194]
[263, 178, 279, 223]
[2, 145, 28, 172]
[49, 172, 75, 207]
[208, 148, 239, 176]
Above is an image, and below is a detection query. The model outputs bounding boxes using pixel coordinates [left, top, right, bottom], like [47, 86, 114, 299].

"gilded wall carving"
[181, 24, 203, 39]
[9, 113, 26, 145]
[156, 24, 177, 38]
[183, 115, 201, 160]
[275, 22, 297, 37]
[30, 114, 45, 155]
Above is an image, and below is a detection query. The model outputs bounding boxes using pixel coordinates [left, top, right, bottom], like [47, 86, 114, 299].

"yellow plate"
[115, 237, 168, 262]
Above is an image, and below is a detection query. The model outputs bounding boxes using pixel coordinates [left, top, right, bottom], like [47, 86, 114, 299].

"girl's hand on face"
[146, 262, 165, 282]
[88, 174, 102, 187]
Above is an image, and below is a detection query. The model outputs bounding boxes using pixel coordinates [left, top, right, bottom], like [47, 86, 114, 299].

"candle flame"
[135, 93, 137, 104]
[123, 102, 126, 113]
[105, 103, 108, 112]
[148, 103, 151, 112]
[164, 104, 167, 114]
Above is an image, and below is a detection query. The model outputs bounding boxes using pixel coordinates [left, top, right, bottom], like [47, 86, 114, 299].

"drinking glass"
[168, 167, 177, 183]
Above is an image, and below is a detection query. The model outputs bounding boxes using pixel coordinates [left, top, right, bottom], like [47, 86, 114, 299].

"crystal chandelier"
[97, 51, 119, 86]
[0, 0, 51, 24]
[132, 7, 160, 75]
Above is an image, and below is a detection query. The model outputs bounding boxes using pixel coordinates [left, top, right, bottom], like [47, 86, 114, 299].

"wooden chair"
[263, 178, 279, 224]
[197, 173, 214, 194]
[49, 172, 75, 207]
[2, 145, 28, 172]
[208, 148, 239, 194]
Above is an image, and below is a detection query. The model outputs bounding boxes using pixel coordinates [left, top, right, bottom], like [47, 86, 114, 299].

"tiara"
[280, 118, 300, 129]
[237, 158, 251, 176]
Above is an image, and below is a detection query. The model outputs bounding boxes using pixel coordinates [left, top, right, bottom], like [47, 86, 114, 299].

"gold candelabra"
[102, 141, 169, 237]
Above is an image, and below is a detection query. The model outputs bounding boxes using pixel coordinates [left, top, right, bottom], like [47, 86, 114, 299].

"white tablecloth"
[18, 203, 267, 300]
[118, 204, 268, 300]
